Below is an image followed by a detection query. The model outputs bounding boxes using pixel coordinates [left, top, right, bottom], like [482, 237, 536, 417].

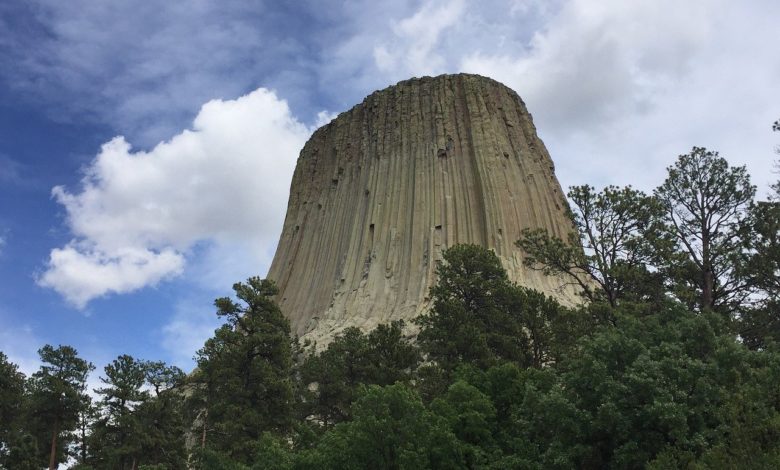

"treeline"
[0, 347, 187, 469]
[1, 140, 779, 469]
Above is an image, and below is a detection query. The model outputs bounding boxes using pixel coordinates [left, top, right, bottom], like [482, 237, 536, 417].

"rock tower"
[267, 74, 577, 344]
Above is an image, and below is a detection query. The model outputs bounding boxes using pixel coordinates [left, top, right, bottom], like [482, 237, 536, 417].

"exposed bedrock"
[267, 73, 578, 345]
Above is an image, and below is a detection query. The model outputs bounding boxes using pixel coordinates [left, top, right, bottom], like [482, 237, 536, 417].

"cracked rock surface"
[267, 73, 578, 345]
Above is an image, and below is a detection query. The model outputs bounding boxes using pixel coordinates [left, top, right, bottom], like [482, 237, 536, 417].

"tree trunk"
[201, 408, 208, 449]
[48, 419, 59, 470]
[80, 417, 88, 464]
[699, 215, 713, 311]
[703, 270, 714, 310]
[701, 225, 715, 310]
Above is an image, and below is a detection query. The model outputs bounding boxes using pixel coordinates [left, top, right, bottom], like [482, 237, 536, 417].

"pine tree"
[27, 345, 93, 470]
[655, 147, 755, 314]
[518, 185, 668, 308]
[193, 277, 294, 463]
[0, 352, 26, 468]
[91, 355, 148, 469]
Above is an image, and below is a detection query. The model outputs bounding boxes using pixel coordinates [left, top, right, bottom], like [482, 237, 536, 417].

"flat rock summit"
[268, 73, 577, 344]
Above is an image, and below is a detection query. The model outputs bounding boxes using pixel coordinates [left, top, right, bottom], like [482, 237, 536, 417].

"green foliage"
[5, 433, 40, 470]
[299, 384, 464, 469]
[191, 448, 249, 470]
[70, 394, 98, 466]
[300, 321, 420, 426]
[490, 366, 587, 469]
[193, 277, 294, 463]
[90, 354, 148, 468]
[0, 352, 25, 466]
[251, 433, 294, 470]
[518, 184, 668, 307]
[417, 244, 578, 371]
[134, 363, 188, 469]
[27, 345, 93, 469]
[739, 199, 780, 348]
[739, 301, 780, 350]
[516, 287, 587, 367]
[96, 354, 148, 415]
[655, 147, 756, 313]
[416, 244, 528, 370]
[430, 381, 496, 467]
[89, 356, 186, 469]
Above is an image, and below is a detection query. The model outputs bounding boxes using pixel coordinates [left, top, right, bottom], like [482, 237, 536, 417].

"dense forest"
[2, 135, 780, 468]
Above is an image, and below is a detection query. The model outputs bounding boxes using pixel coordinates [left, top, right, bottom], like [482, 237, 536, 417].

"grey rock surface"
[267, 74, 578, 345]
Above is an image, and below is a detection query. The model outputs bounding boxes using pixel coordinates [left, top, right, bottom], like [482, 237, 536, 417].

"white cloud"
[314, 110, 339, 128]
[316, 0, 560, 103]
[373, 0, 466, 77]
[461, 0, 714, 132]
[40, 246, 184, 308]
[39, 88, 310, 307]
[459, 0, 780, 192]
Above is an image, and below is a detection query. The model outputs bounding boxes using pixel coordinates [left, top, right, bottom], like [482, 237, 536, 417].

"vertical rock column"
[267, 74, 577, 344]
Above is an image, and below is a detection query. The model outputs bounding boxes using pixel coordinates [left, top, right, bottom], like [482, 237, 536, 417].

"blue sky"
[1, 0, 778, 378]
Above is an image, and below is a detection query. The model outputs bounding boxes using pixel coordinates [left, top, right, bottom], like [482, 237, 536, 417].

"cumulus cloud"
[39, 88, 310, 307]
[461, 0, 714, 132]
[459, 0, 780, 191]
[40, 246, 184, 308]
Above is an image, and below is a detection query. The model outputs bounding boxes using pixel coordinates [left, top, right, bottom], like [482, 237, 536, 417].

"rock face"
[267, 74, 577, 344]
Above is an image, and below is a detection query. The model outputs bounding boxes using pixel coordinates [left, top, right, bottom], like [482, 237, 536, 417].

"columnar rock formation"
[267, 74, 577, 344]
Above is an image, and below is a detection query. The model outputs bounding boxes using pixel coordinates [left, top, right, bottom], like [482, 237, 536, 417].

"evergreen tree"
[430, 381, 497, 468]
[416, 244, 531, 370]
[739, 199, 780, 348]
[0, 352, 26, 468]
[89, 357, 187, 469]
[300, 328, 370, 426]
[70, 393, 98, 467]
[5, 433, 40, 470]
[90, 354, 148, 469]
[518, 185, 668, 308]
[300, 321, 420, 427]
[739, 123, 780, 348]
[655, 147, 756, 314]
[26, 345, 93, 470]
[513, 287, 586, 367]
[417, 244, 576, 372]
[194, 277, 294, 463]
[299, 384, 464, 469]
[136, 362, 187, 468]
